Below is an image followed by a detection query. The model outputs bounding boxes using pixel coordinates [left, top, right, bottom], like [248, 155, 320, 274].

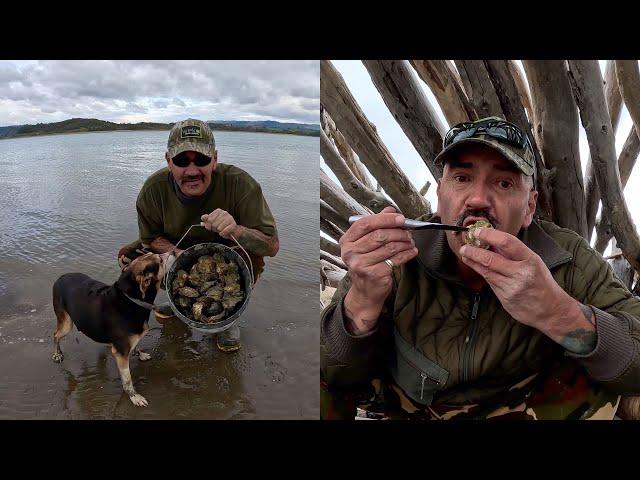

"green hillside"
[0, 118, 320, 139]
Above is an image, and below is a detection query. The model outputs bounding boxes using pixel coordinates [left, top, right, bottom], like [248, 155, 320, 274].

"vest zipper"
[462, 293, 481, 383]
[396, 347, 441, 400]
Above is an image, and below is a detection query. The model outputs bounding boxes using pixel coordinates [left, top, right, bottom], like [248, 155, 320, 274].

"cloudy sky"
[323, 60, 640, 254]
[0, 60, 319, 125]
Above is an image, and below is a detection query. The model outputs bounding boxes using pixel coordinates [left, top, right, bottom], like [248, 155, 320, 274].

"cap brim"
[433, 137, 534, 177]
[168, 140, 215, 159]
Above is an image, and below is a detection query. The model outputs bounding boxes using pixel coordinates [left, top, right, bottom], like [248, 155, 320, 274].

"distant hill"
[209, 120, 320, 131]
[0, 118, 320, 140]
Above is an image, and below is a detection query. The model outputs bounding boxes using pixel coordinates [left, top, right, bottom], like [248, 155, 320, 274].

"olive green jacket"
[321, 218, 640, 406]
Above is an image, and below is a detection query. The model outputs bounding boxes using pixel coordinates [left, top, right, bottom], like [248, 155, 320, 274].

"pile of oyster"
[171, 253, 244, 324]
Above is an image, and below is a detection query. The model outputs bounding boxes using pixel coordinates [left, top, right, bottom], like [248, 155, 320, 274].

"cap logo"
[181, 126, 202, 139]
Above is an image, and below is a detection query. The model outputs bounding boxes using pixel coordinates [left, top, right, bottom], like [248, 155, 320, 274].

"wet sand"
[0, 273, 318, 420]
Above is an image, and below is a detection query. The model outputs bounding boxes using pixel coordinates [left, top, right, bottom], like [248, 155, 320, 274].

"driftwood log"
[321, 108, 374, 189]
[522, 60, 586, 237]
[410, 60, 475, 125]
[321, 60, 431, 219]
[484, 59, 551, 221]
[583, 61, 625, 238]
[454, 60, 504, 119]
[567, 60, 640, 272]
[362, 60, 445, 181]
[321, 129, 395, 212]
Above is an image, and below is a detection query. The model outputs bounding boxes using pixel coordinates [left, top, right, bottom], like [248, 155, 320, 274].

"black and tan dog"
[51, 252, 169, 407]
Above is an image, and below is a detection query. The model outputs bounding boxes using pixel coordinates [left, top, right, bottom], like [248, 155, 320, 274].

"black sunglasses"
[172, 152, 212, 168]
[444, 118, 533, 153]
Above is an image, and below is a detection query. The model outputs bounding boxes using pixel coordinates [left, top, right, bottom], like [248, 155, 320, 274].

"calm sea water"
[0, 130, 319, 419]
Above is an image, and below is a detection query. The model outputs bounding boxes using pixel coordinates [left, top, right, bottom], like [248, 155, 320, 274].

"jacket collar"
[413, 215, 573, 287]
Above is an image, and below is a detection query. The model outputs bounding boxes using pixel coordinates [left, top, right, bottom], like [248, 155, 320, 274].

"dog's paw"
[52, 352, 64, 363]
[129, 393, 148, 407]
[138, 351, 151, 362]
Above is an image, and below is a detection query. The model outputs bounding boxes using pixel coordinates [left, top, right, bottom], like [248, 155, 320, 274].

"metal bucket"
[165, 243, 252, 334]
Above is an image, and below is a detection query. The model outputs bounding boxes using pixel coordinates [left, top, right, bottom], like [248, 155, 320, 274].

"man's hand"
[459, 227, 596, 354]
[201, 209, 238, 239]
[340, 207, 418, 335]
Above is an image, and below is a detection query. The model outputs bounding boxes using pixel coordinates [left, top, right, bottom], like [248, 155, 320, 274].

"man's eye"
[498, 180, 513, 189]
[454, 175, 469, 183]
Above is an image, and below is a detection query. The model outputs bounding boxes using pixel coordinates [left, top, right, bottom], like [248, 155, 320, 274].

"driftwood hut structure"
[320, 60, 640, 419]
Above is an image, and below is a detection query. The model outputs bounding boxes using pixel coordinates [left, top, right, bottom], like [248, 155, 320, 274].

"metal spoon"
[348, 215, 468, 232]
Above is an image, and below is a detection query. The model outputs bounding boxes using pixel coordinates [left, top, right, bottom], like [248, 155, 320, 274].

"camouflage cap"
[434, 117, 537, 184]
[167, 118, 216, 159]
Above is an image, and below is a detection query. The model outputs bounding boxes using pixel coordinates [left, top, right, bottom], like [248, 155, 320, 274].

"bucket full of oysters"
[165, 243, 252, 334]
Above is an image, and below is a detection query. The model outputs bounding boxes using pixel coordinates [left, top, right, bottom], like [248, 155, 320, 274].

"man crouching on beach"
[118, 119, 279, 352]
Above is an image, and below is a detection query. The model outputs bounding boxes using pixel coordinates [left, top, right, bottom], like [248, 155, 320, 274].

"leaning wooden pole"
[593, 124, 640, 253]
[321, 108, 374, 189]
[567, 60, 640, 272]
[484, 59, 552, 222]
[410, 59, 475, 125]
[321, 129, 395, 212]
[321, 60, 431, 218]
[584, 61, 624, 239]
[616, 60, 640, 139]
[454, 60, 505, 119]
[522, 60, 586, 236]
[362, 60, 445, 180]
[320, 217, 344, 244]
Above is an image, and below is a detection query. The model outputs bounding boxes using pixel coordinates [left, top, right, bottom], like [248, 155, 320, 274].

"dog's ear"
[138, 272, 155, 298]
[119, 255, 132, 272]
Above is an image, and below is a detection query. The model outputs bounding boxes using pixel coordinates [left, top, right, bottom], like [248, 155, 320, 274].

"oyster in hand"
[464, 219, 493, 249]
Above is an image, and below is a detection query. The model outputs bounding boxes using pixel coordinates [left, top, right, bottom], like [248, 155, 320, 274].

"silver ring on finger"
[384, 259, 394, 270]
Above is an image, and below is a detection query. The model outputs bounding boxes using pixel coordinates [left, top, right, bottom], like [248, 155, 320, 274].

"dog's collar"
[122, 292, 159, 312]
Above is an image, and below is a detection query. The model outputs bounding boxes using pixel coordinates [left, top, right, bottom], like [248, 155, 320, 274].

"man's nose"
[465, 181, 492, 210]
[184, 162, 200, 175]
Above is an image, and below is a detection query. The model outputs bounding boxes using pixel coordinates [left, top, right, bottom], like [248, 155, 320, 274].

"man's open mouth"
[463, 216, 494, 228]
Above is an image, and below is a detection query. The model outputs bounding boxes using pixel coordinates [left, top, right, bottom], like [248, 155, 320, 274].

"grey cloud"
[0, 60, 319, 125]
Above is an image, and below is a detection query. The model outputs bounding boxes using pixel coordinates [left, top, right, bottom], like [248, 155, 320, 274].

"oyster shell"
[464, 219, 493, 249]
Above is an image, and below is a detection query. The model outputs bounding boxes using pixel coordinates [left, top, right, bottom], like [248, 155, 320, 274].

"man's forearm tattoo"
[236, 226, 279, 257]
[344, 305, 377, 336]
[560, 304, 597, 354]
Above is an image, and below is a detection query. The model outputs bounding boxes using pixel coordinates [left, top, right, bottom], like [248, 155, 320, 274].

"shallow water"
[0, 130, 319, 419]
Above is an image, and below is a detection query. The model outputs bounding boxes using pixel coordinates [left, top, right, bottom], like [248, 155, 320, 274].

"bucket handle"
[172, 223, 255, 288]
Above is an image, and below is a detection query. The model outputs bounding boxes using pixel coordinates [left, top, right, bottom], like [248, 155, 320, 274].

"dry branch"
[321, 129, 395, 212]
[507, 61, 533, 121]
[320, 199, 351, 233]
[419, 181, 431, 197]
[616, 60, 640, 138]
[592, 60, 640, 253]
[321, 250, 347, 270]
[593, 125, 640, 253]
[321, 109, 374, 189]
[321, 60, 431, 218]
[362, 60, 445, 180]
[320, 217, 344, 243]
[320, 259, 346, 288]
[320, 169, 368, 219]
[584, 61, 625, 237]
[410, 59, 475, 125]
[522, 60, 585, 235]
[567, 60, 640, 272]
[484, 59, 552, 222]
[321, 236, 341, 257]
[454, 60, 504, 119]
